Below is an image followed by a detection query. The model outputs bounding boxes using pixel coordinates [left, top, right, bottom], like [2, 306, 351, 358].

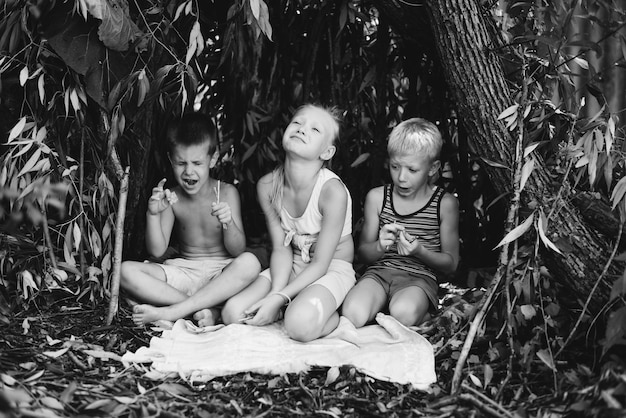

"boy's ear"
[209, 150, 219, 169]
[429, 160, 441, 177]
[320, 145, 336, 162]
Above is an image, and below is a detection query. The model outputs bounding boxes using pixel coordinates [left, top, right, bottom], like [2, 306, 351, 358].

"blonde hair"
[269, 166, 285, 219]
[295, 103, 342, 145]
[387, 118, 442, 162]
[268, 104, 343, 215]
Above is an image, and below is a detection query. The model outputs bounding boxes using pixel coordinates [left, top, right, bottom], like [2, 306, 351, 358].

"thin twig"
[78, 127, 87, 281]
[537, 258, 558, 391]
[495, 373, 511, 402]
[497, 260, 527, 401]
[214, 179, 220, 204]
[451, 264, 506, 393]
[588, 296, 626, 339]
[428, 396, 457, 409]
[106, 166, 130, 326]
[451, 55, 528, 394]
[68, 350, 88, 371]
[545, 91, 582, 224]
[434, 321, 471, 357]
[458, 393, 510, 418]
[503, 55, 528, 397]
[100, 109, 125, 180]
[554, 21, 626, 71]
[40, 204, 58, 270]
[461, 383, 514, 418]
[555, 220, 624, 358]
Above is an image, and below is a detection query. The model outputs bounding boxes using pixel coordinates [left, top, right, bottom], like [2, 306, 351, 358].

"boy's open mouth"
[183, 179, 198, 186]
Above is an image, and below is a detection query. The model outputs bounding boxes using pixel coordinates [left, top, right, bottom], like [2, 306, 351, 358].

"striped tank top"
[374, 184, 445, 281]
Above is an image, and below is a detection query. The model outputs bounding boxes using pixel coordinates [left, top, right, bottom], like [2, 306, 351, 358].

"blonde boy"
[342, 118, 459, 327]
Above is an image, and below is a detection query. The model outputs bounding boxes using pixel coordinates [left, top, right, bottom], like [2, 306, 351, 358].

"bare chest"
[173, 200, 221, 238]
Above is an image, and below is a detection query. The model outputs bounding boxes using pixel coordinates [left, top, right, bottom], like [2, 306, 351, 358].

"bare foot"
[124, 297, 139, 309]
[132, 304, 176, 326]
[193, 308, 220, 327]
[418, 312, 432, 326]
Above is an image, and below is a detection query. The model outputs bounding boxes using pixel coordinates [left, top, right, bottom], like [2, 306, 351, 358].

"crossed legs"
[121, 252, 261, 326]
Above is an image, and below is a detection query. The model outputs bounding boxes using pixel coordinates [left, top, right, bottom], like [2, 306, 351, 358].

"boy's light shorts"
[158, 257, 233, 296]
[359, 265, 439, 312]
[259, 258, 356, 309]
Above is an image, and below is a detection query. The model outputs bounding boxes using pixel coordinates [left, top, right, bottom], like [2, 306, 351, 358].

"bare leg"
[389, 287, 431, 327]
[132, 252, 261, 325]
[283, 284, 339, 342]
[341, 278, 387, 328]
[121, 261, 188, 305]
[221, 275, 271, 324]
[193, 307, 221, 327]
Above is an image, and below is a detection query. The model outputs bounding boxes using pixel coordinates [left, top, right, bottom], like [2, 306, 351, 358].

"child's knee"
[120, 261, 134, 288]
[230, 252, 262, 282]
[340, 299, 368, 328]
[389, 301, 427, 327]
[284, 320, 317, 342]
[284, 303, 326, 342]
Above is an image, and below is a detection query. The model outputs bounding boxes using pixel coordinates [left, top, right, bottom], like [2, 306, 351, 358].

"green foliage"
[0, 1, 120, 309]
[489, 0, 626, 377]
[0, 1, 625, 409]
[0, 0, 244, 309]
[0, 102, 118, 308]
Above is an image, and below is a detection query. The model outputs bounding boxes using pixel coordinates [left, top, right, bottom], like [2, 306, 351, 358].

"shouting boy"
[121, 112, 260, 326]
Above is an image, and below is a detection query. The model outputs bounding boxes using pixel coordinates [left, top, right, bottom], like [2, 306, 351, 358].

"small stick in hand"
[238, 312, 255, 322]
[214, 180, 220, 204]
[214, 180, 227, 230]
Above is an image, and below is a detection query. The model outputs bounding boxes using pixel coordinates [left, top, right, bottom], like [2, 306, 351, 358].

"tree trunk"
[412, 0, 617, 312]
[571, 192, 625, 249]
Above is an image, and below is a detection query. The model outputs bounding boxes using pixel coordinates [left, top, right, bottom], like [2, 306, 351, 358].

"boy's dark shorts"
[359, 265, 439, 313]
[246, 245, 270, 270]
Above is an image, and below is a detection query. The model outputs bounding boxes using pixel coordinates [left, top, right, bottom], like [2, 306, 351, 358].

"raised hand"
[148, 178, 177, 215]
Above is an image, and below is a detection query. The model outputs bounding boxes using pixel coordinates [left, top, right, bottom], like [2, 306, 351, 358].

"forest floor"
[0, 284, 624, 418]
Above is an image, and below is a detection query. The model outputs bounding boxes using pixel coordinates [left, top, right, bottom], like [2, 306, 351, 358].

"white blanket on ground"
[122, 313, 436, 390]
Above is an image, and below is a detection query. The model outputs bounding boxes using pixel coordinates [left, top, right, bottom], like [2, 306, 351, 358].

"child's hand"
[378, 222, 404, 251]
[211, 201, 232, 229]
[397, 230, 420, 256]
[241, 295, 283, 326]
[147, 178, 177, 215]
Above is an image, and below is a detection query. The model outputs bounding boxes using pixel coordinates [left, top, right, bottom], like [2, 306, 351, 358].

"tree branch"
[106, 166, 130, 325]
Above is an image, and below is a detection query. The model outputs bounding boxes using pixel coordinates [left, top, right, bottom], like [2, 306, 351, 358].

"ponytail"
[268, 166, 284, 220]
